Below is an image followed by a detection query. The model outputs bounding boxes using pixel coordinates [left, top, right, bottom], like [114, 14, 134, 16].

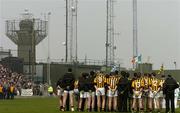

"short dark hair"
[137, 72, 141, 78]
[110, 72, 114, 76]
[115, 70, 119, 75]
[105, 74, 110, 78]
[90, 71, 95, 76]
[138, 72, 141, 76]
[68, 68, 72, 72]
[134, 73, 137, 77]
[121, 71, 126, 77]
[148, 73, 152, 77]
[126, 72, 130, 78]
[144, 73, 148, 76]
[168, 75, 172, 77]
[151, 72, 156, 76]
[82, 72, 89, 78]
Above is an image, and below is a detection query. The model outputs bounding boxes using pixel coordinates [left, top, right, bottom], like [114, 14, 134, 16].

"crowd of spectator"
[0, 64, 33, 99]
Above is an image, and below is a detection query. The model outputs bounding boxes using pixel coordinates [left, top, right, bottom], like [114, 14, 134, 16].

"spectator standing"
[163, 75, 179, 113]
[48, 85, 53, 96]
[0, 84, 3, 99]
[117, 71, 129, 112]
[56, 78, 64, 111]
[9, 83, 15, 99]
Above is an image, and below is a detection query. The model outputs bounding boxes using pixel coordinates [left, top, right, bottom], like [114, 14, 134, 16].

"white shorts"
[80, 92, 89, 98]
[158, 91, 164, 98]
[57, 89, 64, 96]
[107, 90, 118, 97]
[149, 91, 159, 98]
[64, 90, 74, 94]
[89, 91, 95, 97]
[96, 88, 105, 96]
[142, 90, 149, 97]
[74, 89, 79, 94]
[133, 91, 142, 99]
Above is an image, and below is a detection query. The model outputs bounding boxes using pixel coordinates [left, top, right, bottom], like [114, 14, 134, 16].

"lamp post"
[62, 41, 66, 63]
[174, 61, 177, 70]
[47, 12, 51, 85]
[65, 0, 68, 63]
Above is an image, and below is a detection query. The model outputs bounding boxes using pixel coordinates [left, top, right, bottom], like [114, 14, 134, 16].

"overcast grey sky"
[0, 0, 180, 70]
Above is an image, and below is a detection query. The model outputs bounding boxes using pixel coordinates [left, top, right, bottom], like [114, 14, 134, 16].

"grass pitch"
[0, 97, 180, 113]
[0, 97, 60, 113]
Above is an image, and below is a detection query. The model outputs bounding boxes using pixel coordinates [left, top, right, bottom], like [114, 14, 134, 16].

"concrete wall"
[42, 63, 101, 87]
[158, 70, 180, 82]
[26, 63, 180, 87]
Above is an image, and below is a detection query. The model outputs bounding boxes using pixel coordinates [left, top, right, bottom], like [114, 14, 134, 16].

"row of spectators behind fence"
[0, 63, 51, 98]
[0, 64, 34, 98]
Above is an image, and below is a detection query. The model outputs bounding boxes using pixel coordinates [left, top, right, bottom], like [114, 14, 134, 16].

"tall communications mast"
[106, 0, 115, 67]
[133, 0, 138, 69]
[66, 0, 78, 63]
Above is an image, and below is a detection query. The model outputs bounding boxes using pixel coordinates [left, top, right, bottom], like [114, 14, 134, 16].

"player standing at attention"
[142, 73, 151, 112]
[87, 71, 96, 112]
[94, 71, 106, 112]
[158, 75, 165, 112]
[131, 73, 144, 113]
[61, 68, 75, 111]
[107, 72, 119, 112]
[149, 73, 161, 113]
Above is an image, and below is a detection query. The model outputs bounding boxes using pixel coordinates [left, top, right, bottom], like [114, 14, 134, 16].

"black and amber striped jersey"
[74, 80, 79, 89]
[159, 79, 165, 88]
[149, 78, 160, 91]
[94, 73, 106, 88]
[131, 78, 143, 91]
[142, 76, 151, 90]
[116, 75, 121, 82]
[107, 76, 119, 89]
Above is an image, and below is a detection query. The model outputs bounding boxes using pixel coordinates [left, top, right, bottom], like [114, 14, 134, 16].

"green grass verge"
[0, 97, 180, 113]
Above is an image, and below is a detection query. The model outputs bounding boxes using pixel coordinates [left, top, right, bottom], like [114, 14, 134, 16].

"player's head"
[121, 71, 126, 77]
[82, 72, 88, 78]
[137, 72, 141, 78]
[168, 74, 172, 78]
[106, 73, 110, 78]
[161, 74, 165, 79]
[134, 72, 137, 78]
[110, 72, 115, 76]
[115, 70, 119, 75]
[144, 73, 149, 78]
[90, 70, 95, 76]
[68, 68, 72, 72]
[148, 73, 152, 77]
[126, 72, 130, 78]
[151, 72, 156, 77]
